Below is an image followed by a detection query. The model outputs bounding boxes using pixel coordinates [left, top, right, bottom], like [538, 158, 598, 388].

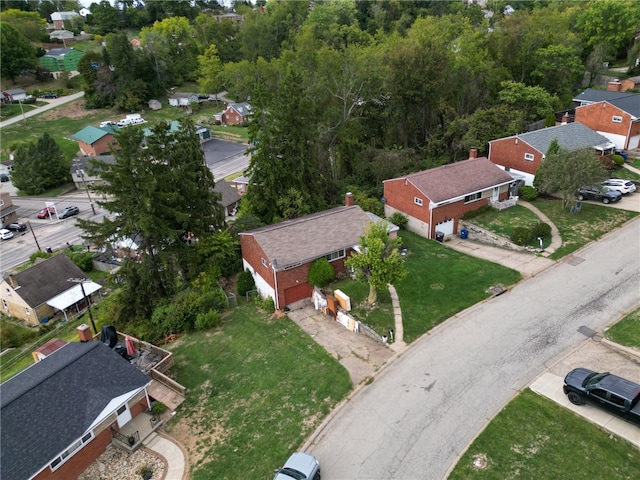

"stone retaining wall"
[459, 220, 528, 252]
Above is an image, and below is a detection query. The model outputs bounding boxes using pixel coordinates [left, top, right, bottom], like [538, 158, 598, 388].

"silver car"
[274, 452, 321, 480]
[602, 178, 636, 194]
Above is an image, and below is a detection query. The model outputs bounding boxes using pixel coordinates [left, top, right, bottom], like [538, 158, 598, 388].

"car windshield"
[585, 372, 608, 387]
[277, 467, 307, 480]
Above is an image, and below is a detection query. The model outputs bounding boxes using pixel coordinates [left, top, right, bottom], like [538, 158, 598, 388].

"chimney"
[345, 192, 354, 207]
[7, 274, 18, 288]
[469, 148, 478, 159]
[607, 80, 622, 92]
[77, 324, 93, 342]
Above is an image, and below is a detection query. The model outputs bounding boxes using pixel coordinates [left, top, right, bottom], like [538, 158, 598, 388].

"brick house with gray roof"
[221, 102, 252, 125]
[488, 122, 612, 186]
[69, 125, 120, 156]
[240, 198, 395, 309]
[383, 153, 515, 240]
[0, 341, 151, 480]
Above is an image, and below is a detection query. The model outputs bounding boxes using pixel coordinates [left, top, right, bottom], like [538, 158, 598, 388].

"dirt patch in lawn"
[39, 100, 100, 120]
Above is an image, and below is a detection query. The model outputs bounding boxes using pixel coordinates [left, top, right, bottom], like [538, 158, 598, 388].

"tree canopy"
[11, 132, 69, 194]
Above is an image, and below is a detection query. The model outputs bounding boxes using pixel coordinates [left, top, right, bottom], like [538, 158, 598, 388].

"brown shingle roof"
[241, 206, 376, 268]
[5, 254, 86, 308]
[391, 157, 514, 204]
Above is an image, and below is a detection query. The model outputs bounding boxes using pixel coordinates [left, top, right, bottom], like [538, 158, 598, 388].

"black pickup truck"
[563, 368, 640, 424]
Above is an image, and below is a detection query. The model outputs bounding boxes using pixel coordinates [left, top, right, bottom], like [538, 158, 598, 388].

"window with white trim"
[464, 192, 482, 203]
[524, 153, 535, 161]
[50, 432, 94, 471]
[414, 197, 423, 206]
[2, 299, 7, 310]
[612, 115, 622, 123]
[325, 249, 345, 262]
[261, 257, 267, 268]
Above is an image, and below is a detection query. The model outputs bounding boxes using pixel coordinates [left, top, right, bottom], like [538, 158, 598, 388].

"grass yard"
[164, 302, 351, 480]
[606, 307, 640, 349]
[396, 231, 522, 343]
[449, 389, 640, 480]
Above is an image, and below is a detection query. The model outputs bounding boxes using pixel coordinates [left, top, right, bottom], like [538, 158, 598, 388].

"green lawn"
[165, 302, 351, 480]
[449, 389, 640, 480]
[606, 307, 640, 349]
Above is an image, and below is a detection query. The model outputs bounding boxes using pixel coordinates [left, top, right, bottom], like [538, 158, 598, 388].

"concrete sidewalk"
[144, 431, 188, 480]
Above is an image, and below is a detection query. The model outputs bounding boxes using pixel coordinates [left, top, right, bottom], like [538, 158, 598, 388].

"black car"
[40, 92, 58, 99]
[577, 186, 622, 204]
[5, 222, 27, 232]
[59, 206, 80, 219]
[0, 173, 9, 182]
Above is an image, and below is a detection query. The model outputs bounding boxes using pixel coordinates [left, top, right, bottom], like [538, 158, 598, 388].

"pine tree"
[11, 133, 68, 195]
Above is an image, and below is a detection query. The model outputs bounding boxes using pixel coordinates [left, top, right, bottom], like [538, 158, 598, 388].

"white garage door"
[435, 218, 454, 235]
[628, 134, 639, 150]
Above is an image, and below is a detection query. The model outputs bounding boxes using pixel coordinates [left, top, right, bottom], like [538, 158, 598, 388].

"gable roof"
[386, 157, 514, 205]
[169, 92, 196, 99]
[50, 11, 79, 21]
[214, 180, 241, 208]
[1, 342, 150, 480]
[491, 122, 611, 156]
[71, 154, 116, 174]
[226, 102, 252, 116]
[3, 254, 86, 308]
[573, 88, 637, 104]
[43, 47, 74, 57]
[240, 205, 377, 269]
[69, 125, 118, 144]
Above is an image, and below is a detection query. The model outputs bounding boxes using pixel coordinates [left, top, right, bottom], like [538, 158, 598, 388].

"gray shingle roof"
[514, 122, 611, 155]
[43, 47, 73, 57]
[573, 88, 637, 104]
[241, 206, 376, 268]
[1, 342, 150, 480]
[392, 157, 514, 204]
[4, 254, 86, 309]
[214, 180, 241, 208]
[227, 102, 252, 115]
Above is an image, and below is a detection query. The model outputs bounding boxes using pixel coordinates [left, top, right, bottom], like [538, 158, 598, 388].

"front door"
[493, 186, 500, 201]
[116, 403, 132, 428]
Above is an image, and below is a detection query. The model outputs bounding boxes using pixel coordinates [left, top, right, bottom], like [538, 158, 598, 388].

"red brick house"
[221, 102, 252, 125]
[69, 125, 120, 156]
[240, 198, 394, 309]
[383, 153, 514, 240]
[488, 122, 611, 186]
[575, 100, 640, 151]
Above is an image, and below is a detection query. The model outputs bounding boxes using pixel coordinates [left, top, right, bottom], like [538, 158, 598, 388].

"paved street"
[306, 218, 640, 479]
[0, 91, 85, 129]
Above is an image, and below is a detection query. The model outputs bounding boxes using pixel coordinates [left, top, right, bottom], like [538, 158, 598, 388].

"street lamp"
[74, 160, 96, 215]
[67, 277, 97, 335]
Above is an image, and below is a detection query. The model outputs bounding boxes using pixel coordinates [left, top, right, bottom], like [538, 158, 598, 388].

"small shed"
[148, 99, 162, 110]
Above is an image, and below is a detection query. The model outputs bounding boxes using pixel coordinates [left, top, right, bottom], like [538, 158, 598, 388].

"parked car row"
[36, 206, 80, 219]
[577, 178, 637, 205]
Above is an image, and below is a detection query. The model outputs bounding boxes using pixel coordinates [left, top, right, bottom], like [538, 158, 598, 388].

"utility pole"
[67, 277, 98, 335]
[26, 220, 41, 251]
[74, 160, 96, 215]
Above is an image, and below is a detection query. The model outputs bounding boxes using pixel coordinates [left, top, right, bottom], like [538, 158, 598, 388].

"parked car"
[602, 178, 636, 195]
[563, 368, 640, 424]
[576, 186, 622, 204]
[59, 206, 80, 219]
[40, 92, 58, 99]
[0, 173, 9, 182]
[273, 452, 321, 480]
[37, 207, 56, 219]
[5, 222, 27, 232]
[0, 228, 14, 240]
[100, 121, 117, 128]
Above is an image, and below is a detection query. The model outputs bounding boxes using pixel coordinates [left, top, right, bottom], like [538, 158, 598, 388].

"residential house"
[78, 7, 91, 17]
[0, 254, 101, 325]
[50, 11, 80, 29]
[39, 48, 84, 75]
[229, 175, 249, 195]
[148, 99, 162, 110]
[1, 88, 27, 102]
[221, 102, 252, 125]
[240, 196, 395, 309]
[142, 120, 211, 144]
[213, 13, 244, 23]
[1, 193, 19, 227]
[0, 341, 151, 480]
[620, 76, 640, 92]
[488, 122, 612, 186]
[573, 86, 640, 150]
[383, 153, 515, 240]
[214, 180, 241, 217]
[70, 155, 116, 189]
[69, 125, 119, 156]
[49, 30, 74, 42]
[168, 92, 199, 107]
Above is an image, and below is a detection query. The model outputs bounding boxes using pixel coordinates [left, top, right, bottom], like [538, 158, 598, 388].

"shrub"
[66, 250, 94, 271]
[151, 401, 167, 415]
[307, 258, 335, 288]
[611, 154, 624, 167]
[237, 270, 255, 296]
[511, 226, 532, 245]
[388, 212, 408, 230]
[519, 185, 538, 201]
[531, 221, 551, 238]
[257, 296, 275, 313]
[195, 310, 221, 330]
[199, 288, 227, 313]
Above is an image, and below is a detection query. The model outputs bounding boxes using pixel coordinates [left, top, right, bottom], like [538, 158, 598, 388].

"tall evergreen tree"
[11, 133, 68, 194]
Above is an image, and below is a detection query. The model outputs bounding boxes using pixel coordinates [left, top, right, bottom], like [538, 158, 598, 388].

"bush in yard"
[511, 226, 532, 245]
[65, 250, 94, 272]
[531, 221, 551, 238]
[256, 296, 275, 313]
[388, 212, 409, 230]
[611, 154, 624, 167]
[195, 310, 221, 330]
[519, 185, 538, 201]
[237, 270, 255, 296]
[308, 258, 335, 288]
[199, 288, 227, 313]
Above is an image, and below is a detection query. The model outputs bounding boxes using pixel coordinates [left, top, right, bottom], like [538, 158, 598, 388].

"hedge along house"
[383, 152, 515, 240]
[38, 48, 84, 77]
[240, 195, 397, 310]
[487, 122, 612, 187]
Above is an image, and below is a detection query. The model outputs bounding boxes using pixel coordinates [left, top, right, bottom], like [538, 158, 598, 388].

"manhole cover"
[578, 325, 597, 338]
[566, 255, 585, 266]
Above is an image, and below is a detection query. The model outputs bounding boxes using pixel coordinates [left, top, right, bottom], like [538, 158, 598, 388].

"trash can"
[460, 228, 468, 239]
[435, 231, 445, 243]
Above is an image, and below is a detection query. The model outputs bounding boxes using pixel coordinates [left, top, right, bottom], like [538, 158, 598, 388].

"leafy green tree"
[0, 21, 37, 80]
[307, 258, 336, 288]
[197, 44, 223, 95]
[1, 8, 47, 41]
[534, 147, 608, 209]
[498, 81, 557, 124]
[194, 13, 241, 63]
[530, 44, 584, 99]
[88, 0, 122, 35]
[11, 133, 68, 194]
[77, 121, 225, 320]
[345, 221, 406, 305]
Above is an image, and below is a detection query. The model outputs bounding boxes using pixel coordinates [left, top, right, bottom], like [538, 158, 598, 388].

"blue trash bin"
[460, 228, 468, 239]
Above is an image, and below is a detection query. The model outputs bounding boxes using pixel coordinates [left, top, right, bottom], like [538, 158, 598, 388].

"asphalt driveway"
[202, 138, 248, 167]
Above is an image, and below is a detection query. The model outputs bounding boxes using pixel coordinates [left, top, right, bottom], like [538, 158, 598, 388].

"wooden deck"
[148, 379, 185, 411]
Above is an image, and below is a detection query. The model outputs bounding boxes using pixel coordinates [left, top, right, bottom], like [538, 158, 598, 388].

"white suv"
[602, 178, 637, 195]
[0, 228, 14, 240]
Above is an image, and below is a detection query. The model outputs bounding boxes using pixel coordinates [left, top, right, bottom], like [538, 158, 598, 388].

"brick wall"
[78, 135, 118, 156]
[488, 137, 543, 176]
[575, 102, 631, 143]
[384, 178, 430, 224]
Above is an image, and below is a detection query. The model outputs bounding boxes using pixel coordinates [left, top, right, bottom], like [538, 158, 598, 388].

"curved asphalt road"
[308, 218, 640, 479]
[0, 91, 85, 129]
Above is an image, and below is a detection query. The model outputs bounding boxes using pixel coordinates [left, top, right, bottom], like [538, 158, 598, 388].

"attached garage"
[283, 283, 312, 307]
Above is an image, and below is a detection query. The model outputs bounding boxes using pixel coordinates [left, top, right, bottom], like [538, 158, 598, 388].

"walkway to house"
[623, 162, 640, 175]
[144, 432, 188, 480]
[387, 284, 406, 351]
[517, 200, 563, 256]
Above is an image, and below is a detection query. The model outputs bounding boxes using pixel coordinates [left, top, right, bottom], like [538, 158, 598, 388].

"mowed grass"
[164, 302, 351, 480]
[606, 307, 640, 349]
[449, 389, 640, 480]
[396, 231, 522, 343]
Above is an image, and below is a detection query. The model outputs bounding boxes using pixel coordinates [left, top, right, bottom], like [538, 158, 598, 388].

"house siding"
[78, 135, 118, 156]
[221, 108, 246, 125]
[488, 138, 543, 179]
[575, 102, 637, 149]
